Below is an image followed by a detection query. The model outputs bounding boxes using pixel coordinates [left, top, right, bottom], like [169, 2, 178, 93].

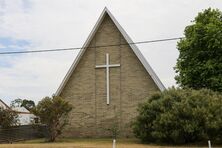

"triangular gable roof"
[12, 106, 31, 114]
[0, 99, 32, 114]
[55, 7, 165, 96]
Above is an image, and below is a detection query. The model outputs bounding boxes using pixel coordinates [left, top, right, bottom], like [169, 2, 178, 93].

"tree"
[175, 8, 222, 91]
[21, 99, 35, 111]
[0, 107, 19, 128]
[32, 96, 72, 142]
[132, 88, 222, 144]
[10, 99, 35, 111]
[10, 98, 23, 108]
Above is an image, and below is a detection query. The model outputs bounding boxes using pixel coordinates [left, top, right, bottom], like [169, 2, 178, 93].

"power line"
[0, 37, 183, 55]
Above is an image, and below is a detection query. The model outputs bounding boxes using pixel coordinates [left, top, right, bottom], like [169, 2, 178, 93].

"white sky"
[0, 0, 221, 104]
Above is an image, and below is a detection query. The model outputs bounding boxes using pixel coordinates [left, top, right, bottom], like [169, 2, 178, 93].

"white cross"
[95, 53, 120, 105]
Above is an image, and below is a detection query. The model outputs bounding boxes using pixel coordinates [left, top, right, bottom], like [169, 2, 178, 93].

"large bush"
[32, 96, 73, 142]
[133, 88, 222, 144]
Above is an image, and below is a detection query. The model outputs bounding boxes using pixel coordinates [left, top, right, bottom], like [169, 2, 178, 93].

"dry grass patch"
[0, 139, 219, 148]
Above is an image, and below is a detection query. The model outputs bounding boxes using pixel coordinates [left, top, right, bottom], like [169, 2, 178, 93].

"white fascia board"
[55, 8, 108, 96]
[105, 8, 165, 91]
[55, 7, 165, 96]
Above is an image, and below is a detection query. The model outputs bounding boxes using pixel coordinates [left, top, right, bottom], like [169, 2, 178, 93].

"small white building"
[0, 99, 36, 125]
[11, 106, 36, 125]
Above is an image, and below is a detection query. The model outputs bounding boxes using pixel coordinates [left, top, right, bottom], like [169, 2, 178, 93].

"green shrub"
[0, 107, 19, 128]
[132, 88, 222, 144]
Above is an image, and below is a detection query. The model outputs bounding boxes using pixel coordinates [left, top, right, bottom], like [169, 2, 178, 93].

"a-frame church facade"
[55, 8, 165, 138]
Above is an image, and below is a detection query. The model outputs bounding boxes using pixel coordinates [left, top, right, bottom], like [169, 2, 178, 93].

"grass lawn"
[0, 138, 219, 148]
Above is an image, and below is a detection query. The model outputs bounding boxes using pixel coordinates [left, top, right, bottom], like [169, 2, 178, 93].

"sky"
[0, 0, 221, 104]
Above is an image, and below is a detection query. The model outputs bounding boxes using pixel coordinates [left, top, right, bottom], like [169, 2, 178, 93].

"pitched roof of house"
[0, 99, 32, 114]
[12, 106, 31, 114]
[0, 99, 10, 109]
[55, 7, 165, 95]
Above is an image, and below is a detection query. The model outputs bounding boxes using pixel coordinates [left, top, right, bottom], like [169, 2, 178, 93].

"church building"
[55, 8, 165, 138]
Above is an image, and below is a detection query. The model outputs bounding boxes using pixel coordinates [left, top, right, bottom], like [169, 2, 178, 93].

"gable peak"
[55, 8, 165, 95]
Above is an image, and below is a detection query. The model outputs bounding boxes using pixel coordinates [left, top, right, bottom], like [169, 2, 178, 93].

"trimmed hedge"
[133, 88, 222, 144]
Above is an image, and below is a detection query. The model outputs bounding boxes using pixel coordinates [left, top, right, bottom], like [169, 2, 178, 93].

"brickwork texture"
[60, 14, 159, 138]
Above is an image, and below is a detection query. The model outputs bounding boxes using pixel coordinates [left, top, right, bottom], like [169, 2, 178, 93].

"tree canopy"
[32, 96, 72, 142]
[10, 98, 35, 111]
[175, 8, 222, 91]
[10, 98, 23, 108]
[0, 107, 19, 128]
[21, 99, 35, 111]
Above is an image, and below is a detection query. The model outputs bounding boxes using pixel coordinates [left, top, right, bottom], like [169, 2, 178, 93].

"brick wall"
[60, 14, 159, 138]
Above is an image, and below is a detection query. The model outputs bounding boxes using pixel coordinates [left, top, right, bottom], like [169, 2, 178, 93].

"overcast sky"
[0, 0, 221, 104]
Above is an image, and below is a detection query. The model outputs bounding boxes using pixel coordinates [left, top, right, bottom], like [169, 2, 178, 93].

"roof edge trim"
[55, 7, 165, 96]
